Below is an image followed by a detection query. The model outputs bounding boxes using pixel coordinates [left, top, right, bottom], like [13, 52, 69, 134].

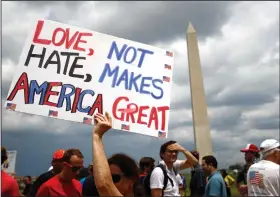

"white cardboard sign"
[2, 150, 17, 174]
[5, 19, 174, 138]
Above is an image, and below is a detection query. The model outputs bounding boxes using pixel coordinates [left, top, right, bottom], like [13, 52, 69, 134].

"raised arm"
[168, 143, 198, 170]
[92, 112, 122, 196]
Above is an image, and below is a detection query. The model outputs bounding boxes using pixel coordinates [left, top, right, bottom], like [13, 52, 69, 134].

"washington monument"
[186, 22, 213, 159]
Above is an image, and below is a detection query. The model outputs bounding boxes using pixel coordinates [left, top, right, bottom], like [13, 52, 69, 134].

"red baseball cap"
[240, 144, 259, 153]
[52, 149, 65, 160]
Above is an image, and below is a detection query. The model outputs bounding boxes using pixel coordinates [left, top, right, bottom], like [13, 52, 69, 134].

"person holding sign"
[92, 112, 139, 196]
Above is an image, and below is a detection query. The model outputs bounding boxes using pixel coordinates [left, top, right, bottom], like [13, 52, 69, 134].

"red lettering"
[125, 103, 138, 122]
[88, 94, 103, 116]
[43, 82, 62, 107]
[7, 72, 29, 104]
[65, 28, 79, 49]
[158, 106, 169, 131]
[52, 28, 66, 46]
[33, 20, 51, 45]
[71, 88, 82, 113]
[148, 107, 159, 130]
[33, 20, 92, 51]
[137, 106, 149, 125]
[112, 96, 129, 121]
[112, 96, 170, 131]
[73, 33, 93, 52]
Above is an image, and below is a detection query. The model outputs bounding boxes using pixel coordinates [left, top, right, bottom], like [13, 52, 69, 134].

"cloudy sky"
[1, 1, 279, 176]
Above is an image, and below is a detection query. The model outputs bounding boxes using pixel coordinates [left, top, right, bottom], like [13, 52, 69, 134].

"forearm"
[92, 133, 121, 196]
[182, 149, 198, 166]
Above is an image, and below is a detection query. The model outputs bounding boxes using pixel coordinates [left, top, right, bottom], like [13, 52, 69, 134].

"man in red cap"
[236, 144, 260, 196]
[29, 149, 65, 196]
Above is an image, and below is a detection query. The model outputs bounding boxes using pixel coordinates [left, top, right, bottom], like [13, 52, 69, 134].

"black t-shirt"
[29, 170, 56, 196]
[190, 164, 206, 197]
[237, 164, 249, 185]
[22, 183, 32, 196]
[82, 175, 100, 196]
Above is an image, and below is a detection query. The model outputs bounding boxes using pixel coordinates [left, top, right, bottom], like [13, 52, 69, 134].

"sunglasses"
[112, 174, 124, 183]
[64, 162, 83, 172]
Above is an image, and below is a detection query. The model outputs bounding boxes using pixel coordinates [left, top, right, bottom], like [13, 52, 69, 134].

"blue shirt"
[205, 171, 227, 197]
[80, 177, 87, 185]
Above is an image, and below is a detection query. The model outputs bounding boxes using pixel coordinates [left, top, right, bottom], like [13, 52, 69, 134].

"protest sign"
[2, 150, 17, 174]
[5, 19, 174, 138]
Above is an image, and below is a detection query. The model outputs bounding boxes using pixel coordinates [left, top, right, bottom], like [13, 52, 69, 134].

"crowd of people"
[1, 112, 280, 196]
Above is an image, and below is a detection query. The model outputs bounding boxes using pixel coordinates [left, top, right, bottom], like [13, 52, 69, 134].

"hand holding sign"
[93, 112, 112, 138]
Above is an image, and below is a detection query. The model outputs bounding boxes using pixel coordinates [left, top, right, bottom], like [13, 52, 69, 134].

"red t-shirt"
[1, 171, 19, 196]
[36, 175, 82, 196]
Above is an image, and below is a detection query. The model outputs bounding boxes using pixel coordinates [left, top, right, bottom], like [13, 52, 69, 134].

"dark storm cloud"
[209, 91, 277, 108]
[17, 1, 83, 9]
[90, 1, 236, 44]
[2, 35, 23, 65]
[251, 114, 280, 131]
[210, 108, 242, 131]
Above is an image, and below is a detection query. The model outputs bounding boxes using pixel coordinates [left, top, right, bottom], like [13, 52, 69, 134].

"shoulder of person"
[152, 166, 165, 175]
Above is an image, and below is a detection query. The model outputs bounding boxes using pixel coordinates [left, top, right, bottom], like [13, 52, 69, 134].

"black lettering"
[24, 44, 46, 68]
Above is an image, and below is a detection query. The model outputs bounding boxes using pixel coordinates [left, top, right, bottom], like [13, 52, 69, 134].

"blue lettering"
[137, 48, 154, 68]
[98, 63, 119, 88]
[29, 80, 48, 104]
[123, 47, 137, 64]
[107, 41, 127, 61]
[151, 79, 163, 99]
[116, 69, 129, 89]
[77, 90, 95, 113]
[57, 84, 75, 111]
[129, 72, 141, 92]
[140, 77, 152, 95]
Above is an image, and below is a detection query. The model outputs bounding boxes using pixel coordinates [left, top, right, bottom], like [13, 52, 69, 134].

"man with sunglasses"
[150, 140, 198, 196]
[236, 144, 260, 196]
[36, 148, 84, 196]
[247, 139, 280, 196]
[30, 149, 65, 196]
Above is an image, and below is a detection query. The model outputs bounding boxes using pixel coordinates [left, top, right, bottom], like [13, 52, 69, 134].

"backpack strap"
[157, 164, 174, 196]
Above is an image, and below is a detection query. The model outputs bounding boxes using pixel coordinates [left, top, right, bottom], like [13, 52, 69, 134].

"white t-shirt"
[177, 174, 183, 186]
[150, 160, 184, 196]
[247, 160, 279, 196]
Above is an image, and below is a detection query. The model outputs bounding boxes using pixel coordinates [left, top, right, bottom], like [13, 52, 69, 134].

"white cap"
[260, 139, 279, 153]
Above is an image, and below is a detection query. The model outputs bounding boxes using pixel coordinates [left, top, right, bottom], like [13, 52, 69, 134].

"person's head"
[219, 169, 228, 178]
[139, 157, 155, 174]
[160, 140, 178, 164]
[260, 139, 280, 165]
[23, 176, 32, 185]
[201, 155, 218, 176]
[62, 149, 84, 180]
[108, 153, 139, 196]
[191, 150, 200, 161]
[1, 146, 8, 165]
[240, 144, 260, 164]
[51, 149, 65, 173]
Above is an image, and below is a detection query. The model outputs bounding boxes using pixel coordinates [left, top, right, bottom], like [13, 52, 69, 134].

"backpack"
[142, 164, 177, 196]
